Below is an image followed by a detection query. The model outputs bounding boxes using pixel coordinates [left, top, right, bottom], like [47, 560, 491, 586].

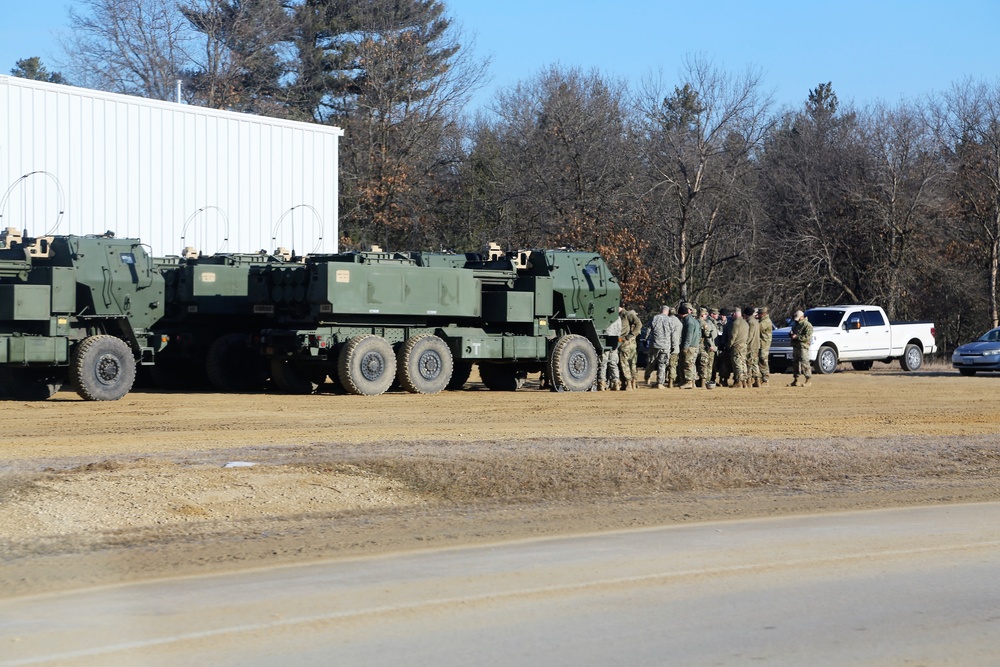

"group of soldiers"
[597, 304, 815, 390]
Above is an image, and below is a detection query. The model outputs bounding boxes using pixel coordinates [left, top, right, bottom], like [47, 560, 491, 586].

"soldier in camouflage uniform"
[646, 305, 673, 388]
[697, 307, 717, 389]
[726, 307, 749, 388]
[679, 304, 701, 389]
[597, 315, 622, 390]
[618, 306, 643, 390]
[744, 306, 762, 387]
[789, 309, 814, 387]
[757, 306, 773, 384]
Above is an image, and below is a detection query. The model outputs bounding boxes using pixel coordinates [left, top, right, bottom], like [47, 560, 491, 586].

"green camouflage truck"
[0, 229, 165, 400]
[258, 245, 622, 395]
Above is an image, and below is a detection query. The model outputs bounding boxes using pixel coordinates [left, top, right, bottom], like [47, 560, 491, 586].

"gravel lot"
[2, 367, 998, 598]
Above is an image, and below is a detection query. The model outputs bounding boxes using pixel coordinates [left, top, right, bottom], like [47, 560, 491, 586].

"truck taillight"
[931, 326, 936, 339]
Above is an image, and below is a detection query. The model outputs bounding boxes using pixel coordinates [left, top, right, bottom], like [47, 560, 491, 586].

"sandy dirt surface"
[2, 366, 999, 598]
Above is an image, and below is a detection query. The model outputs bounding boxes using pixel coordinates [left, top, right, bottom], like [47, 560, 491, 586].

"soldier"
[698, 307, 717, 389]
[666, 306, 683, 387]
[713, 308, 731, 386]
[789, 309, 814, 387]
[598, 314, 622, 390]
[757, 306, 773, 384]
[679, 304, 701, 389]
[646, 305, 673, 388]
[745, 306, 762, 387]
[727, 307, 749, 388]
[618, 305, 643, 390]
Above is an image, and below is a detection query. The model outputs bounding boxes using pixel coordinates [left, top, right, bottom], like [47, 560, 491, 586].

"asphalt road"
[3, 503, 999, 666]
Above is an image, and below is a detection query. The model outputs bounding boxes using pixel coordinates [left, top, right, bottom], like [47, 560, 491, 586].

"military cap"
[699, 307, 708, 316]
[709, 307, 719, 316]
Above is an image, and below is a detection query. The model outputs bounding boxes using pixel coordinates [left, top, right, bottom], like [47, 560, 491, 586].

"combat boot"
[597, 382, 606, 391]
[752, 379, 761, 388]
[656, 383, 666, 389]
[610, 379, 620, 391]
[802, 377, 811, 387]
[788, 379, 799, 387]
[630, 378, 637, 390]
[681, 381, 695, 389]
[667, 378, 673, 389]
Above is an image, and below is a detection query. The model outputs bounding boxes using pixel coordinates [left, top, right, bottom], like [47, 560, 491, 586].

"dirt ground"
[2, 365, 1000, 599]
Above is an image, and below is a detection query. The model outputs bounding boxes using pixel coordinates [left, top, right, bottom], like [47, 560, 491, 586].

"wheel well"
[819, 342, 838, 356]
[906, 338, 923, 350]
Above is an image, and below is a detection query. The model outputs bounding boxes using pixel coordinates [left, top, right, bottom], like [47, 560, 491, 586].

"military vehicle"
[151, 248, 289, 392]
[259, 244, 622, 395]
[0, 229, 165, 400]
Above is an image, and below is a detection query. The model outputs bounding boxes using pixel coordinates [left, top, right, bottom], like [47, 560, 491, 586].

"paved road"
[3, 503, 1000, 666]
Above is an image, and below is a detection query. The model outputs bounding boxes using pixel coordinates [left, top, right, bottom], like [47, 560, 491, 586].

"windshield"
[804, 309, 846, 328]
[978, 328, 1000, 343]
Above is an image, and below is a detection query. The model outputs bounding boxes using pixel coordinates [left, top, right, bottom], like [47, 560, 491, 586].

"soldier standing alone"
[789, 309, 813, 387]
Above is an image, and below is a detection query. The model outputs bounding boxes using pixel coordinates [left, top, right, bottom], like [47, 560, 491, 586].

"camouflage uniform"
[663, 310, 682, 387]
[757, 308, 773, 384]
[745, 308, 762, 386]
[618, 308, 643, 389]
[598, 316, 622, 390]
[679, 309, 701, 389]
[698, 308, 717, 388]
[727, 313, 749, 387]
[647, 309, 673, 388]
[790, 314, 814, 386]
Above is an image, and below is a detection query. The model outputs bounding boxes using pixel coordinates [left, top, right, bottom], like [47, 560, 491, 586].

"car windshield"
[978, 328, 1000, 343]
[804, 309, 845, 328]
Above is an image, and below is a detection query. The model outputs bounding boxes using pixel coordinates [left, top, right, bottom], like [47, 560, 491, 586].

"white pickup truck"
[768, 305, 937, 374]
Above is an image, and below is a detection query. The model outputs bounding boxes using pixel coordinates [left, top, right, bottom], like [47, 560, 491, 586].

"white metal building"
[0, 75, 343, 256]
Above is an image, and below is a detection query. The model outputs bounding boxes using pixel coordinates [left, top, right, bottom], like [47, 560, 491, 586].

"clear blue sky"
[2, 0, 998, 112]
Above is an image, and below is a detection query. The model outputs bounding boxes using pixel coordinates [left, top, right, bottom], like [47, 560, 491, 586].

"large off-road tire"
[899, 343, 923, 372]
[548, 334, 598, 392]
[206, 333, 268, 393]
[814, 345, 838, 375]
[851, 360, 874, 371]
[397, 334, 453, 395]
[447, 361, 473, 391]
[337, 334, 396, 396]
[478, 362, 527, 391]
[0, 366, 66, 401]
[270, 358, 327, 394]
[70, 335, 136, 401]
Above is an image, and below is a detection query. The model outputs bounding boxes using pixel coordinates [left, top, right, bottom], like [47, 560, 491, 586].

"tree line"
[10, 0, 1000, 352]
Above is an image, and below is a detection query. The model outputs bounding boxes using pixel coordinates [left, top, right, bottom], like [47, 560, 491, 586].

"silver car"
[952, 327, 1000, 375]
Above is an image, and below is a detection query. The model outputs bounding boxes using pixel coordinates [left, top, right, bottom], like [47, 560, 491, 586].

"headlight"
[983, 349, 1000, 356]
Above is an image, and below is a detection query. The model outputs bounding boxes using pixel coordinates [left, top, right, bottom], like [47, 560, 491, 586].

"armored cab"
[0, 230, 165, 400]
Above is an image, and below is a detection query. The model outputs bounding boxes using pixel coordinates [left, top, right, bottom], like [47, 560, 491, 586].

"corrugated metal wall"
[0, 75, 342, 256]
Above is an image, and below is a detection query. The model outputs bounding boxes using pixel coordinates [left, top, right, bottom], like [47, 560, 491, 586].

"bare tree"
[179, 0, 293, 112]
[62, 0, 192, 100]
[289, 0, 487, 250]
[857, 101, 942, 318]
[636, 55, 772, 304]
[930, 79, 1000, 328]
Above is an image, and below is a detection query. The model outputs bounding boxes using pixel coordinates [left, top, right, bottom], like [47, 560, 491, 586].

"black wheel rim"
[96, 353, 122, 385]
[360, 351, 385, 381]
[418, 350, 442, 380]
[567, 349, 589, 379]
